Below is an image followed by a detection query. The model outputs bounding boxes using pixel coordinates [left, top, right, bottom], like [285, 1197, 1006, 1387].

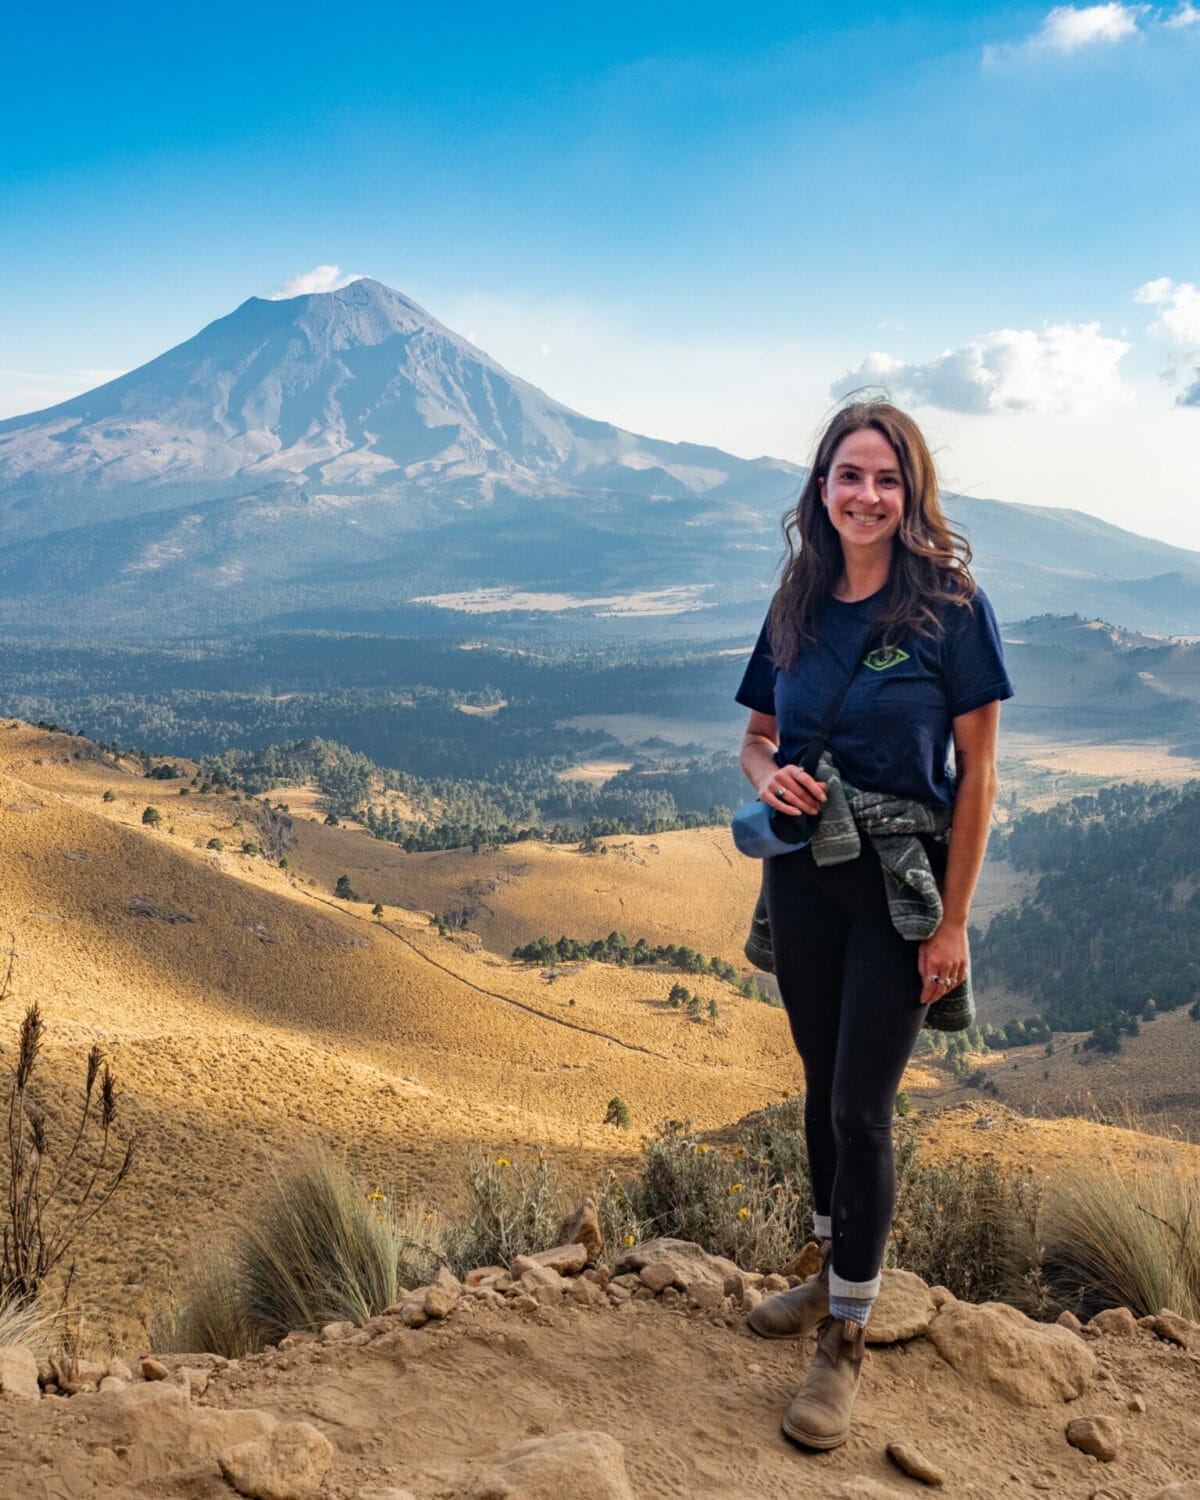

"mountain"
[2, 277, 1199, 636]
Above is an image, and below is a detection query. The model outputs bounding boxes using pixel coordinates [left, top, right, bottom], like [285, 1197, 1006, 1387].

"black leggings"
[764, 842, 927, 1283]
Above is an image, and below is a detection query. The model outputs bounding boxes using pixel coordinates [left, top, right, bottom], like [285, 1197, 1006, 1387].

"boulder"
[83, 1381, 278, 1483]
[614, 1238, 736, 1296]
[219, 1420, 334, 1500]
[512, 1243, 587, 1277]
[1088, 1307, 1139, 1338]
[462, 1430, 634, 1500]
[142, 1357, 170, 1380]
[558, 1198, 604, 1264]
[1065, 1415, 1121, 1461]
[0, 1345, 40, 1400]
[925, 1301, 1095, 1406]
[867, 1269, 937, 1344]
[886, 1439, 945, 1485]
[466, 1266, 507, 1288]
[1056, 1310, 1083, 1335]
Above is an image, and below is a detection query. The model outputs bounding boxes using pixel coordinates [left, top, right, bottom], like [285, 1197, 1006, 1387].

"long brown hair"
[768, 400, 975, 670]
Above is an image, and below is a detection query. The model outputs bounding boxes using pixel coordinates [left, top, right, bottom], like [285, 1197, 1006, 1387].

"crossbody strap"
[792, 622, 879, 777]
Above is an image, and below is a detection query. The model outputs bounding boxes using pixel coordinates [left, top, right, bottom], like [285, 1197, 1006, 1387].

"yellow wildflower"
[729, 1182, 744, 1193]
[737, 1206, 749, 1220]
[624, 1233, 635, 1246]
[733, 1145, 745, 1157]
[496, 1157, 511, 1168]
[696, 1144, 711, 1155]
[366, 1190, 385, 1202]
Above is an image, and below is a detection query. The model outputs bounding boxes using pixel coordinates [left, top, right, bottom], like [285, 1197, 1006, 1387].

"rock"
[279, 1330, 318, 1350]
[607, 1285, 631, 1304]
[569, 1276, 607, 1309]
[1089, 1307, 1139, 1338]
[320, 1321, 356, 1343]
[583, 1265, 610, 1290]
[424, 1267, 463, 1319]
[463, 1429, 634, 1500]
[512, 1243, 588, 1277]
[466, 1266, 507, 1288]
[867, 1269, 937, 1344]
[142, 1357, 170, 1381]
[781, 1241, 822, 1280]
[98, 1375, 128, 1393]
[558, 1197, 603, 1264]
[399, 1297, 429, 1328]
[887, 1440, 945, 1486]
[926, 1300, 1096, 1406]
[219, 1419, 334, 1500]
[761, 1273, 789, 1293]
[106, 1357, 134, 1382]
[1057, 1310, 1084, 1334]
[742, 1287, 764, 1312]
[172, 1365, 211, 1397]
[0, 1345, 40, 1400]
[519, 1266, 566, 1297]
[1149, 1312, 1190, 1348]
[660, 1285, 681, 1309]
[614, 1238, 736, 1296]
[1127, 1393, 1147, 1413]
[1066, 1415, 1121, 1461]
[687, 1283, 724, 1312]
[88, 1381, 277, 1483]
[929, 1286, 955, 1309]
[511, 1294, 539, 1313]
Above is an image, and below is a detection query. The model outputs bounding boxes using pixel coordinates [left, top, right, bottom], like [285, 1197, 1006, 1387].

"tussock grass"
[1043, 1159, 1200, 1320]
[0, 1294, 61, 1354]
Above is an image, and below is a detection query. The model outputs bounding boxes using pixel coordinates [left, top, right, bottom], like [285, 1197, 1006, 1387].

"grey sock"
[829, 1292, 874, 1327]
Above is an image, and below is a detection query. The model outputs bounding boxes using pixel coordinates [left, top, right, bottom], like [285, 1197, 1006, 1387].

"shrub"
[102, 790, 116, 803]
[240, 841, 261, 856]
[604, 1096, 631, 1130]
[1042, 1159, 1200, 1320]
[894, 1091, 913, 1117]
[441, 1153, 564, 1275]
[334, 875, 359, 901]
[207, 838, 224, 851]
[889, 1137, 1043, 1310]
[141, 806, 161, 827]
[1, 948, 137, 1308]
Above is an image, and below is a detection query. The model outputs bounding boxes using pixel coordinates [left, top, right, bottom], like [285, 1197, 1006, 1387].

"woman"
[735, 400, 1012, 1449]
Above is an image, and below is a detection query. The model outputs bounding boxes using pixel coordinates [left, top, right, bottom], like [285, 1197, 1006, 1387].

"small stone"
[638, 1262, 678, 1294]
[423, 1266, 462, 1319]
[569, 1276, 607, 1308]
[1149, 1312, 1190, 1348]
[106, 1357, 134, 1382]
[319, 1321, 355, 1343]
[98, 1375, 128, 1393]
[1127, 1393, 1146, 1413]
[465, 1266, 506, 1288]
[660, 1285, 681, 1309]
[219, 1419, 333, 1500]
[1066, 1415, 1122, 1462]
[278, 1330, 317, 1350]
[633, 1286, 656, 1301]
[688, 1283, 724, 1311]
[761, 1273, 789, 1293]
[781, 1241, 822, 1280]
[607, 1284, 632, 1303]
[518, 1264, 566, 1294]
[742, 1287, 764, 1312]
[887, 1440, 945, 1486]
[399, 1297, 428, 1329]
[1088, 1307, 1138, 1338]
[512, 1242, 588, 1277]
[511, 1293, 540, 1313]
[583, 1265, 610, 1290]
[1057, 1310, 1084, 1334]
[141, 1357, 170, 1381]
[557, 1197, 604, 1264]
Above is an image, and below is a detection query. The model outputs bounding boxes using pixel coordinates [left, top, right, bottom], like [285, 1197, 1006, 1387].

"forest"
[979, 781, 1200, 1032]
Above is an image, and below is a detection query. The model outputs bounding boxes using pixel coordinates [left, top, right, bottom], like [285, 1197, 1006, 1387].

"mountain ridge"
[2, 277, 1199, 636]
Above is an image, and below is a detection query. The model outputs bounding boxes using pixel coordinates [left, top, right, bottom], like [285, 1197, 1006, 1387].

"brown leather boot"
[781, 1315, 867, 1450]
[746, 1239, 831, 1340]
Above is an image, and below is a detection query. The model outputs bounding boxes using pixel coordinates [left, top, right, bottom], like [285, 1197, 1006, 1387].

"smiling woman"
[734, 399, 1013, 1452]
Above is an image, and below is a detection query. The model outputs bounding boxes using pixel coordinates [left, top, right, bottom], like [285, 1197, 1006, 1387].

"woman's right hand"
[756, 764, 827, 817]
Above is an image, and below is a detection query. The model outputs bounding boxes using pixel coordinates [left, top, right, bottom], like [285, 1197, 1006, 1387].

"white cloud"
[984, 3, 1197, 61]
[1136, 277, 1200, 405]
[265, 264, 363, 300]
[831, 323, 1132, 416]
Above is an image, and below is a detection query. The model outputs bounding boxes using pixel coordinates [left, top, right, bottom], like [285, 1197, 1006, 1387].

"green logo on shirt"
[863, 647, 910, 672]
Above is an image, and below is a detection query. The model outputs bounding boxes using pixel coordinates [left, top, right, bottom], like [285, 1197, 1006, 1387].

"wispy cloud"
[984, 4, 1197, 62]
[1136, 277, 1200, 405]
[831, 324, 1132, 416]
[264, 264, 363, 300]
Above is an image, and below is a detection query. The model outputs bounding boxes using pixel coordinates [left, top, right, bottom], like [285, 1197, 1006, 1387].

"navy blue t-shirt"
[735, 587, 1014, 807]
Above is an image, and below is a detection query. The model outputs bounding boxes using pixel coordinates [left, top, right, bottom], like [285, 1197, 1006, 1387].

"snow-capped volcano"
[0, 277, 794, 540]
[1, 278, 1199, 637]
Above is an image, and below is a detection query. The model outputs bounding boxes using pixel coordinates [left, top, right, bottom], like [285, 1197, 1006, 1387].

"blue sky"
[4, 1, 1199, 542]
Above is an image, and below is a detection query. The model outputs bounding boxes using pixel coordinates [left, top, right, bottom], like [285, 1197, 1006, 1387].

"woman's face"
[818, 427, 906, 558]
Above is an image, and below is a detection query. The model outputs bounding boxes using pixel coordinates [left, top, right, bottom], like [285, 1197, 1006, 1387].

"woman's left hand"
[917, 919, 969, 1007]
